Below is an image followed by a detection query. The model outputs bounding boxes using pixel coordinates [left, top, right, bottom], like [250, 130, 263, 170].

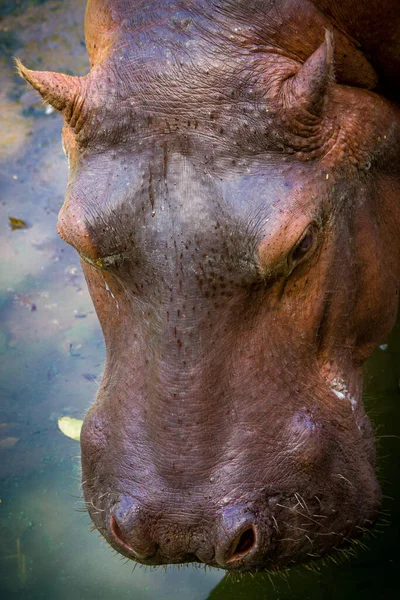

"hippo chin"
[18, 0, 400, 572]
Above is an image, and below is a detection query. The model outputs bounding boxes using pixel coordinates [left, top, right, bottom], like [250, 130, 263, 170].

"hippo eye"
[288, 223, 318, 271]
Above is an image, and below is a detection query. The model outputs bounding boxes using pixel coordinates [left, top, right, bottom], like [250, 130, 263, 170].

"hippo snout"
[109, 497, 267, 569]
[86, 473, 380, 571]
[81, 393, 382, 571]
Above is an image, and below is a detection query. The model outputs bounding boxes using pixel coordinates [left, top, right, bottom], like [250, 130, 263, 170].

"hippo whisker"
[286, 524, 310, 534]
[69, 490, 85, 499]
[293, 512, 323, 527]
[275, 503, 293, 512]
[353, 539, 369, 551]
[271, 515, 280, 534]
[293, 492, 311, 514]
[278, 504, 322, 527]
[334, 473, 354, 487]
[86, 499, 105, 513]
[97, 491, 110, 500]
[75, 505, 90, 513]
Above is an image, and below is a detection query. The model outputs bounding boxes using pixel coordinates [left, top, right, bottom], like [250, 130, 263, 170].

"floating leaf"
[9, 216, 28, 230]
[58, 416, 83, 441]
[0, 437, 20, 449]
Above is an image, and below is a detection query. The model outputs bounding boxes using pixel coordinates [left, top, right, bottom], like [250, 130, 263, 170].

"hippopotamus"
[18, 0, 400, 572]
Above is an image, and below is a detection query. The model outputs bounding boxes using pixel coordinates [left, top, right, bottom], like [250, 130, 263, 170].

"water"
[0, 1, 399, 598]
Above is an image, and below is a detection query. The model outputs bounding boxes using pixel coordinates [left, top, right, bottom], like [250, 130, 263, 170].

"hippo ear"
[284, 30, 334, 118]
[16, 59, 83, 122]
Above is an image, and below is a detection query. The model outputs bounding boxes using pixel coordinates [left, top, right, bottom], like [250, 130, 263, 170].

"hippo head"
[18, 0, 400, 572]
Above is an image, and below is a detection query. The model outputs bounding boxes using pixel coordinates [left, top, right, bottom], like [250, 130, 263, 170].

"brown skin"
[18, 0, 400, 571]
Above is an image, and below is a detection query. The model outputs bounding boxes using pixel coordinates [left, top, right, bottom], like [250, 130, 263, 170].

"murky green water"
[0, 1, 399, 598]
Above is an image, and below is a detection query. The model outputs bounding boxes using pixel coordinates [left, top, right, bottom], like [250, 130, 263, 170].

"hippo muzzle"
[80, 376, 380, 571]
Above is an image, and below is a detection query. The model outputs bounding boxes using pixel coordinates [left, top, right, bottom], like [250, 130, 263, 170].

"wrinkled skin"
[19, 0, 400, 572]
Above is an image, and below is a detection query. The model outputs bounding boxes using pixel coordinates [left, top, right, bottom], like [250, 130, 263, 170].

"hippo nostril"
[215, 506, 263, 567]
[231, 527, 256, 557]
[110, 514, 128, 548]
[226, 525, 257, 563]
[110, 514, 156, 560]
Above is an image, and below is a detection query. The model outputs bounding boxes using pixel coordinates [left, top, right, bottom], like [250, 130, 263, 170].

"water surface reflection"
[0, 1, 399, 598]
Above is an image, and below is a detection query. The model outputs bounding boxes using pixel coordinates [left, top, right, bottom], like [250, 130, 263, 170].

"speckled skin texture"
[19, 0, 400, 572]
